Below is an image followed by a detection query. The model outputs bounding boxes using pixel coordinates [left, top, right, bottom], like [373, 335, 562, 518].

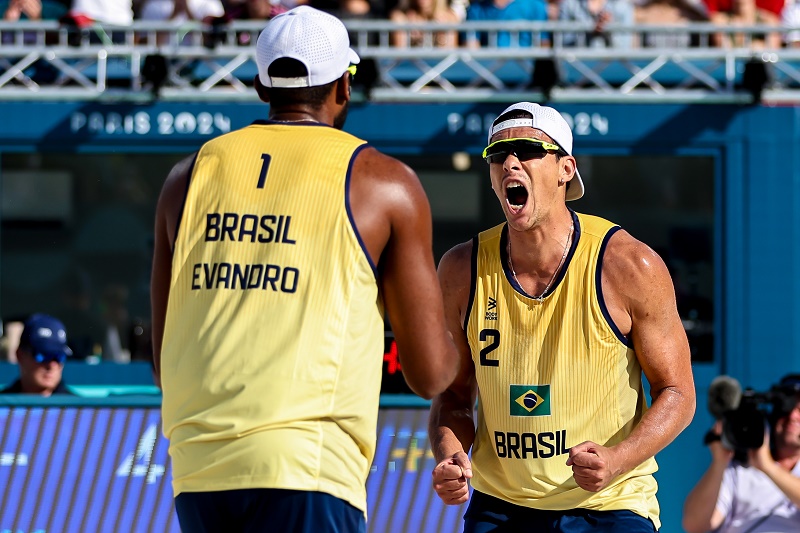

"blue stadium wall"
[2, 100, 800, 532]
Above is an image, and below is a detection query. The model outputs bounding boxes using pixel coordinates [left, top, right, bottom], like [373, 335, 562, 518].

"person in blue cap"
[1, 313, 73, 396]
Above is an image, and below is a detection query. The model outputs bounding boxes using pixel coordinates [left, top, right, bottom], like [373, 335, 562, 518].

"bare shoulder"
[351, 146, 427, 212]
[439, 241, 474, 280]
[160, 153, 195, 204]
[602, 229, 672, 294]
[352, 146, 418, 185]
[438, 240, 475, 311]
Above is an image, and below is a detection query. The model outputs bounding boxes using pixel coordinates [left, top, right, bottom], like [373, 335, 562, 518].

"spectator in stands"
[211, 0, 303, 46]
[784, 0, 800, 46]
[390, 0, 461, 47]
[2, 0, 68, 45]
[634, 0, 708, 47]
[703, 0, 783, 48]
[558, 0, 635, 47]
[0, 313, 73, 396]
[138, 0, 224, 22]
[64, 0, 133, 25]
[310, 0, 383, 18]
[465, 0, 549, 48]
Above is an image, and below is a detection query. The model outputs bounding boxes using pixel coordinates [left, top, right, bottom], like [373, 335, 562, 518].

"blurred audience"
[0, 313, 74, 396]
[703, 0, 783, 48]
[784, 0, 800, 46]
[138, 0, 224, 22]
[559, 0, 635, 47]
[465, 0, 549, 47]
[390, 0, 461, 47]
[634, 0, 708, 47]
[64, 0, 134, 25]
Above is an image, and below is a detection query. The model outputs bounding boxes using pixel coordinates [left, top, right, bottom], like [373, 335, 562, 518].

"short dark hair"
[264, 58, 337, 109]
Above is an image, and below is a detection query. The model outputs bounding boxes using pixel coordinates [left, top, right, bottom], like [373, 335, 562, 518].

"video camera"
[707, 374, 800, 452]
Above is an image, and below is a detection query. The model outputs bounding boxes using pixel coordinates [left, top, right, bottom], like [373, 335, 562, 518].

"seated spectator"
[310, 0, 380, 18]
[2, 0, 68, 45]
[465, 0, 549, 48]
[138, 0, 224, 22]
[558, 0, 635, 47]
[213, 0, 304, 46]
[703, 0, 783, 48]
[138, 0, 224, 46]
[64, 0, 133, 26]
[635, 0, 708, 47]
[390, 0, 461, 47]
[0, 314, 74, 396]
[784, 0, 800, 46]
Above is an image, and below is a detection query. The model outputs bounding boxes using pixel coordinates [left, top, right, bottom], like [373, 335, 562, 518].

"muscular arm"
[427, 242, 478, 504]
[429, 242, 478, 460]
[349, 148, 459, 399]
[570, 231, 696, 490]
[150, 154, 194, 388]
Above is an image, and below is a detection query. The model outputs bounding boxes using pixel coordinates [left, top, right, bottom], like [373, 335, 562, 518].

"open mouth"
[506, 183, 528, 210]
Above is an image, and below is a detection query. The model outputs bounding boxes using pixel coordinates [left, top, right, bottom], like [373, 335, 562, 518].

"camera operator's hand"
[709, 420, 734, 466]
[747, 428, 772, 472]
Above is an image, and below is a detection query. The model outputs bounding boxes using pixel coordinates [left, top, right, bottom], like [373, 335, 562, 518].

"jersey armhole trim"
[172, 152, 198, 254]
[463, 235, 479, 332]
[345, 143, 377, 277]
[595, 226, 631, 347]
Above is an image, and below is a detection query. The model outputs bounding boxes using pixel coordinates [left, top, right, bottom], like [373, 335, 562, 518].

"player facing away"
[150, 6, 459, 532]
[428, 102, 696, 532]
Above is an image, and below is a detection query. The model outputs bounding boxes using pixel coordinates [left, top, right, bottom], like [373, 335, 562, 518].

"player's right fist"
[432, 451, 472, 505]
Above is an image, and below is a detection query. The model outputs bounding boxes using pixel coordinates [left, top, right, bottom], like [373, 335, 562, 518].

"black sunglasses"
[482, 138, 563, 165]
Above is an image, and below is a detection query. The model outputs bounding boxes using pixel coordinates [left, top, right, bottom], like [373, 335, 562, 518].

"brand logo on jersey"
[510, 385, 551, 416]
[485, 297, 498, 320]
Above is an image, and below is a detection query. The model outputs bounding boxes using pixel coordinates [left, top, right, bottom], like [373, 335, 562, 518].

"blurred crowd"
[1, 0, 800, 48]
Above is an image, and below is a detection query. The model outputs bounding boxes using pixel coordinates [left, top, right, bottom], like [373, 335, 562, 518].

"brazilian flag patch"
[510, 385, 551, 416]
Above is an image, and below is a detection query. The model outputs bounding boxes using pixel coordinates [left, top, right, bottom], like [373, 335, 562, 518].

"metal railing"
[1, 20, 799, 102]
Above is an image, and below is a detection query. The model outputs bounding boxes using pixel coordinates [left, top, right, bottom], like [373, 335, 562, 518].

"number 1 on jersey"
[257, 154, 271, 189]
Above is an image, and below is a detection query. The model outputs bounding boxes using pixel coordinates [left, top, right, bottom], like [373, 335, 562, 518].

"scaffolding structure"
[1, 20, 799, 103]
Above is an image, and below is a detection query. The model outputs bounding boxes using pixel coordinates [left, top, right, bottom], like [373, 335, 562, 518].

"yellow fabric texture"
[466, 212, 660, 528]
[161, 123, 382, 515]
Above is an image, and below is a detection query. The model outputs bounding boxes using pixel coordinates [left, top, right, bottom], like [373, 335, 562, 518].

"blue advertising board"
[0, 403, 466, 533]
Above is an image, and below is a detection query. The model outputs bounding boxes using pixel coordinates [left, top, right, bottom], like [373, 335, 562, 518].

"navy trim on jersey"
[463, 235, 479, 332]
[500, 208, 580, 300]
[251, 119, 333, 128]
[172, 152, 198, 253]
[345, 143, 377, 277]
[595, 226, 631, 347]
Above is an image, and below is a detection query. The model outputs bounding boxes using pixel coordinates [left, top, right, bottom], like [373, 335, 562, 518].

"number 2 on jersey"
[479, 328, 500, 367]
[257, 154, 271, 188]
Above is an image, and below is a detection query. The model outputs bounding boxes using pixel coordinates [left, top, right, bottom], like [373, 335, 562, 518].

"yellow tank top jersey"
[160, 122, 383, 515]
[466, 211, 660, 528]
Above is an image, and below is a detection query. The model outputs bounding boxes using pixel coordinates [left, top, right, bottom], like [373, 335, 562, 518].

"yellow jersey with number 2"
[466, 210, 660, 529]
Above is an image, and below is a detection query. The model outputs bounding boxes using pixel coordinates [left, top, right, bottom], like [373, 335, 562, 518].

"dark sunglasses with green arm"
[482, 138, 564, 165]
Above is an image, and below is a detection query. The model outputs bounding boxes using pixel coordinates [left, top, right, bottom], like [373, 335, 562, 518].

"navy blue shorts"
[175, 488, 366, 533]
[464, 490, 658, 533]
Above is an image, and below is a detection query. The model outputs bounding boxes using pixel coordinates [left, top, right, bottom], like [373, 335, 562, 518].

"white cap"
[488, 102, 584, 201]
[255, 6, 360, 89]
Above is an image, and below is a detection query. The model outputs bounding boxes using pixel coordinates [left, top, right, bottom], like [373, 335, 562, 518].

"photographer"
[683, 374, 800, 533]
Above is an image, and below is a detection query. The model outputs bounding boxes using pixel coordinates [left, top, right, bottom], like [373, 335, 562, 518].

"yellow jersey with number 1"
[466, 211, 660, 528]
[160, 121, 382, 515]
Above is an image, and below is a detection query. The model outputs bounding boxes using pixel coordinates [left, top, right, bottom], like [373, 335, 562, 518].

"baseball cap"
[255, 6, 360, 89]
[19, 314, 72, 361]
[488, 102, 585, 201]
